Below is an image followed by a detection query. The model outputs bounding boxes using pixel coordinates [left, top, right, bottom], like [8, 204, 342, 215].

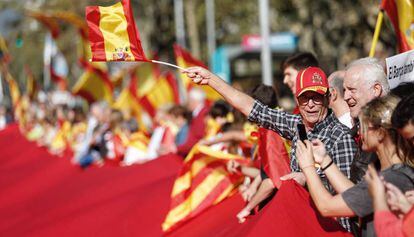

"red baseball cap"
[295, 67, 329, 97]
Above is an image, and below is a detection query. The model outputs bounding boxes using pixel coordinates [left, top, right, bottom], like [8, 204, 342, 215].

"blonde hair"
[359, 95, 414, 167]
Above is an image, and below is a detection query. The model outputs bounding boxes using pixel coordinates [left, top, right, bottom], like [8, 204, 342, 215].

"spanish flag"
[138, 72, 180, 117]
[85, 0, 147, 62]
[162, 145, 245, 232]
[51, 11, 108, 70]
[382, 0, 414, 52]
[72, 62, 113, 104]
[128, 62, 178, 117]
[129, 62, 161, 99]
[173, 44, 221, 102]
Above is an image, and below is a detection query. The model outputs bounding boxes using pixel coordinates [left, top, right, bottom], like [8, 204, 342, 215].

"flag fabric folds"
[72, 62, 113, 104]
[381, 0, 414, 52]
[173, 44, 222, 102]
[138, 72, 180, 117]
[128, 63, 179, 117]
[257, 128, 291, 189]
[85, 0, 147, 62]
[162, 145, 245, 232]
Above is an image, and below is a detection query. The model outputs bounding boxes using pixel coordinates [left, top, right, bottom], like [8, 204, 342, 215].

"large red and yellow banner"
[85, 0, 147, 62]
[382, 0, 414, 52]
[162, 145, 245, 232]
[173, 44, 222, 102]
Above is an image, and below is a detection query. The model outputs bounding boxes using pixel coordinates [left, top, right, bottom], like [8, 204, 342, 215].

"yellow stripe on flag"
[171, 156, 218, 196]
[162, 167, 228, 231]
[146, 78, 175, 110]
[162, 145, 244, 232]
[99, 2, 135, 61]
[396, 0, 414, 46]
[72, 70, 113, 103]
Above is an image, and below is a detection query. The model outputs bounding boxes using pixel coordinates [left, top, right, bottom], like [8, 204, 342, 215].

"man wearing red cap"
[183, 66, 358, 231]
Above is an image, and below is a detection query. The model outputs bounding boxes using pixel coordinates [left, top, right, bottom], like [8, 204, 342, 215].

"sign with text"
[386, 49, 414, 89]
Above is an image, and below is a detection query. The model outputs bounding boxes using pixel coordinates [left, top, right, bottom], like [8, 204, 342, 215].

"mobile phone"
[297, 123, 308, 142]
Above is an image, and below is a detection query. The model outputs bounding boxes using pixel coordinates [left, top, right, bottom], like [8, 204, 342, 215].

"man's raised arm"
[183, 67, 255, 116]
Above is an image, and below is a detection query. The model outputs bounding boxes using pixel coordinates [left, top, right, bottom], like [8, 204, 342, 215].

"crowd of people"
[1, 52, 413, 237]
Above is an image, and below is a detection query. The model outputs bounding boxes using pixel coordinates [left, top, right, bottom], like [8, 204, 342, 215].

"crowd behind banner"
[1, 51, 414, 237]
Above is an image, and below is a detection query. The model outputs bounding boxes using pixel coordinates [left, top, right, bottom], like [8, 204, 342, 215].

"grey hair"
[329, 71, 345, 98]
[347, 57, 390, 95]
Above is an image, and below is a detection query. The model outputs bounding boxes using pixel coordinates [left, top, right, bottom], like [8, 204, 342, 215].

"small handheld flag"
[85, 0, 147, 62]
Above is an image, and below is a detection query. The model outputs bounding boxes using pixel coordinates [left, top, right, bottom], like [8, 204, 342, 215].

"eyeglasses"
[297, 94, 326, 106]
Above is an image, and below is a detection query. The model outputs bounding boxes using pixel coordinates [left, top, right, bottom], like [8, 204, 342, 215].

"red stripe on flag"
[140, 96, 156, 117]
[81, 60, 114, 92]
[165, 72, 180, 104]
[85, 6, 107, 61]
[173, 44, 208, 69]
[381, 0, 412, 52]
[74, 89, 96, 104]
[169, 160, 229, 210]
[121, 0, 148, 61]
[166, 177, 236, 233]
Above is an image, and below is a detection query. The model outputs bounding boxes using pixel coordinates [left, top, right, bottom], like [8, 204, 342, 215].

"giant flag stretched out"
[85, 0, 147, 62]
[173, 44, 222, 102]
[382, 0, 414, 52]
[162, 145, 245, 232]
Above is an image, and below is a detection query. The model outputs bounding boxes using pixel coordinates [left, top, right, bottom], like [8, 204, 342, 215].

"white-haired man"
[343, 57, 390, 183]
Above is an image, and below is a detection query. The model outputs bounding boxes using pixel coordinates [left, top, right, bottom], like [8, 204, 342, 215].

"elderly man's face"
[297, 91, 328, 127]
[343, 67, 378, 118]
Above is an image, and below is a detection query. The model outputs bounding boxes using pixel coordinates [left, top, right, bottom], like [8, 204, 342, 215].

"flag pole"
[151, 60, 185, 70]
[369, 9, 384, 57]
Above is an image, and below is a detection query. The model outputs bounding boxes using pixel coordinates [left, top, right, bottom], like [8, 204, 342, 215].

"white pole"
[174, 0, 186, 47]
[151, 60, 185, 70]
[205, 0, 216, 66]
[259, 0, 272, 86]
[43, 32, 52, 89]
